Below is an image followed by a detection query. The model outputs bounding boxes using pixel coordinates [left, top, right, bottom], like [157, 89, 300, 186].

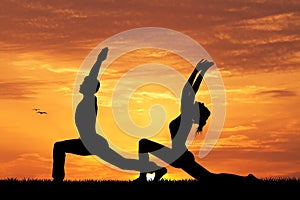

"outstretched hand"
[97, 47, 109, 61]
[196, 59, 214, 72]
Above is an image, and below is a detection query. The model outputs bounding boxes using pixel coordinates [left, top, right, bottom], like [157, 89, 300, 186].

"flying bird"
[32, 108, 47, 115]
[37, 111, 47, 115]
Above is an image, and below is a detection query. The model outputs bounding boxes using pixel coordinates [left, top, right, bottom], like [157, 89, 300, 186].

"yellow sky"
[1, 0, 300, 181]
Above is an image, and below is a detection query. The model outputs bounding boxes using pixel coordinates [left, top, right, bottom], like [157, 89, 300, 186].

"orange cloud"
[1, 0, 300, 181]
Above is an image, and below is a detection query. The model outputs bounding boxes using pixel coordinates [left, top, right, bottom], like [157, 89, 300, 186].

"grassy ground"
[0, 177, 299, 198]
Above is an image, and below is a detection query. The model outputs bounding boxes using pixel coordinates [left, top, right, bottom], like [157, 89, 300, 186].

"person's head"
[79, 76, 100, 95]
[192, 101, 210, 133]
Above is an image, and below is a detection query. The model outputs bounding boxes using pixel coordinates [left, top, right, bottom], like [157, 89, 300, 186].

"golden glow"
[1, 0, 300, 181]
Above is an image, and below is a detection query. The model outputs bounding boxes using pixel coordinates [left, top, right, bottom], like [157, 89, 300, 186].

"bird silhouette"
[32, 108, 47, 114]
[37, 111, 47, 115]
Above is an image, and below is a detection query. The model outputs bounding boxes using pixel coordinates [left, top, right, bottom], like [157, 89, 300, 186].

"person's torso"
[169, 115, 192, 150]
[75, 96, 97, 133]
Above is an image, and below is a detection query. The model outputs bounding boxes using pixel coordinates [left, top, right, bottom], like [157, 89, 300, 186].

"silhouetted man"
[52, 47, 160, 182]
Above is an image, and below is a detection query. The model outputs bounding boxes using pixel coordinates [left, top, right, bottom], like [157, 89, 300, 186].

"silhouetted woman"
[135, 59, 258, 183]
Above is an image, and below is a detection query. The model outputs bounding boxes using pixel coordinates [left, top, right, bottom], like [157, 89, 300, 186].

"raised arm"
[88, 47, 109, 79]
[180, 59, 214, 115]
[192, 59, 214, 93]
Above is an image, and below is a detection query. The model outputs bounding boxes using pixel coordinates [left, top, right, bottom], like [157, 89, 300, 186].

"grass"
[0, 177, 299, 198]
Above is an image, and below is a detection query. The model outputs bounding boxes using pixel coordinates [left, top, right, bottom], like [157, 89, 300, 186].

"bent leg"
[134, 138, 175, 181]
[98, 142, 160, 173]
[52, 138, 91, 181]
[138, 138, 175, 164]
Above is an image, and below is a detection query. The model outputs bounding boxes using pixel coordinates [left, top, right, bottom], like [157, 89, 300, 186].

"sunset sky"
[1, 0, 299, 181]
